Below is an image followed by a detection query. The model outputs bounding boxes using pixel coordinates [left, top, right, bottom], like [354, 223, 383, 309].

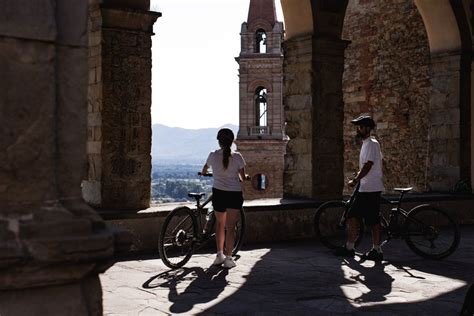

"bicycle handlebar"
[198, 172, 213, 177]
[198, 172, 251, 181]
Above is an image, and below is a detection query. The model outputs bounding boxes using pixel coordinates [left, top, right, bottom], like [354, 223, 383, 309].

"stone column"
[83, 7, 159, 210]
[283, 35, 314, 198]
[283, 36, 348, 199]
[428, 52, 462, 190]
[471, 58, 474, 192]
[82, 2, 104, 206]
[0, 1, 114, 314]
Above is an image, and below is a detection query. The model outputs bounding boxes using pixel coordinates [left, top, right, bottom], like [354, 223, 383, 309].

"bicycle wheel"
[158, 207, 197, 269]
[229, 207, 246, 255]
[314, 201, 364, 249]
[403, 205, 460, 259]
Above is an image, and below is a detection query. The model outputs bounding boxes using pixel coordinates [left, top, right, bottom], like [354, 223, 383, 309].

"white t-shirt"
[359, 137, 385, 192]
[206, 149, 246, 192]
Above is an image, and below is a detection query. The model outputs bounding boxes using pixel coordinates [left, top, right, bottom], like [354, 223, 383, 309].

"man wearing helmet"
[335, 115, 385, 261]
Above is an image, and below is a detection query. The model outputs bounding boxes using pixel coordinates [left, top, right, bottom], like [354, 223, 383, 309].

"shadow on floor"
[143, 265, 228, 314]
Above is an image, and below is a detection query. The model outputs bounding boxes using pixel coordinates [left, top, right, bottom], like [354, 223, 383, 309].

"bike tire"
[230, 207, 246, 255]
[158, 206, 197, 269]
[403, 205, 460, 259]
[314, 200, 364, 249]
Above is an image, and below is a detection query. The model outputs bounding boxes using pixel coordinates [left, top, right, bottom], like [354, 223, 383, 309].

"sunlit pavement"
[101, 227, 474, 315]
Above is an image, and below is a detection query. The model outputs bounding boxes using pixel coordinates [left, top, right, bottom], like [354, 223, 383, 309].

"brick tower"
[235, 0, 287, 200]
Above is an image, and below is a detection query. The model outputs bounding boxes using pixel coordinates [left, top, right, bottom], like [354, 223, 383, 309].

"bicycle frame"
[342, 184, 413, 236]
[188, 193, 214, 243]
[338, 183, 360, 228]
[197, 193, 212, 209]
[314, 183, 460, 258]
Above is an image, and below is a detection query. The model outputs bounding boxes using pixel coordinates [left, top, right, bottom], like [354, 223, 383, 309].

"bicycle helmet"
[351, 115, 376, 128]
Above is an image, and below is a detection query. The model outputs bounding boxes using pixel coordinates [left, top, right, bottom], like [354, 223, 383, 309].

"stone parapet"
[104, 195, 474, 254]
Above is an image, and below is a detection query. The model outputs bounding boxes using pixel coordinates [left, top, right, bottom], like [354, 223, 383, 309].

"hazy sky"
[150, 0, 284, 129]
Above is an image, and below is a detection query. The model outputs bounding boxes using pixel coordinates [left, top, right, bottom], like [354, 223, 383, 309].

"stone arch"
[248, 79, 273, 93]
[414, 0, 462, 54]
[281, 0, 349, 198]
[248, 80, 273, 132]
[414, 0, 472, 190]
[281, 0, 472, 198]
[247, 19, 274, 33]
[280, 0, 313, 39]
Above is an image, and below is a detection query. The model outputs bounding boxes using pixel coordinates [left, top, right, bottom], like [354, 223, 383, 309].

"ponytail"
[216, 128, 235, 170]
[222, 146, 231, 169]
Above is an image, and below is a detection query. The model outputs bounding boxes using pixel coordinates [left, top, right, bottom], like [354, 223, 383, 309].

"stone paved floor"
[101, 227, 474, 315]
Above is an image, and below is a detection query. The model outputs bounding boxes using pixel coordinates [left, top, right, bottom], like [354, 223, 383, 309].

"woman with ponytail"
[201, 128, 248, 268]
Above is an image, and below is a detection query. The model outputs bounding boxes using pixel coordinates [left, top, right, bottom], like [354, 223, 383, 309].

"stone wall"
[237, 140, 287, 199]
[428, 53, 463, 190]
[342, 0, 432, 192]
[106, 196, 474, 254]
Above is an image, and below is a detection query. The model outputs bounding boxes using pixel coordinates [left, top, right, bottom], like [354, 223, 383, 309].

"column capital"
[101, 7, 161, 33]
[312, 36, 350, 57]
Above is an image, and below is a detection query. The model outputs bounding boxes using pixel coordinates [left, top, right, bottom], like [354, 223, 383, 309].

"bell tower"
[235, 0, 287, 199]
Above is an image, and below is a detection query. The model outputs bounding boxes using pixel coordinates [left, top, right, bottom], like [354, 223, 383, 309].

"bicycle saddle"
[188, 192, 205, 199]
[394, 187, 413, 193]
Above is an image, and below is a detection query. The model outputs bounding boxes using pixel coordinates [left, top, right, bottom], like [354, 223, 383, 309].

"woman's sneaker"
[212, 254, 226, 266]
[223, 256, 236, 268]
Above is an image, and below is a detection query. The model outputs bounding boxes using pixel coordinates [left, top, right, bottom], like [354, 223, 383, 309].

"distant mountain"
[152, 124, 238, 165]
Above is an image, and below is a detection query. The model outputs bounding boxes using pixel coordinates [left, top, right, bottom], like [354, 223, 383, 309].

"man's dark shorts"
[212, 188, 244, 212]
[347, 191, 381, 226]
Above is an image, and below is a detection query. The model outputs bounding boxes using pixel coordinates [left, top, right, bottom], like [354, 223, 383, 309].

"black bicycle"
[314, 184, 460, 259]
[158, 173, 246, 269]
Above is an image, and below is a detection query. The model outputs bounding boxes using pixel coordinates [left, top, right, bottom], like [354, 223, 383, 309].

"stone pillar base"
[0, 275, 103, 316]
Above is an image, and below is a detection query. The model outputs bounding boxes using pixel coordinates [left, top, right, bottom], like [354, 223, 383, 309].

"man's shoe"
[363, 249, 383, 261]
[223, 257, 236, 268]
[334, 246, 355, 257]
[212, 254, 226, 266]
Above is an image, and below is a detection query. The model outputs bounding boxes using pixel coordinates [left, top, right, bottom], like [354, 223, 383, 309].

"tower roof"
[247, 0, 277, 27]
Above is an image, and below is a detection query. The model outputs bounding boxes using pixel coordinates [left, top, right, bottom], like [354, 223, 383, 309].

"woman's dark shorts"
[347, 191, 381, 226]
[212, 188, 244, 212]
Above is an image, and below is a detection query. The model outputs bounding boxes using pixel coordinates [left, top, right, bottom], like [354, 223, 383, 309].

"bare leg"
[346, 217, 360, 245]
[371, 222, 382, 247]
[214, 211, 227, 253]
[224, 208, 240, 256]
